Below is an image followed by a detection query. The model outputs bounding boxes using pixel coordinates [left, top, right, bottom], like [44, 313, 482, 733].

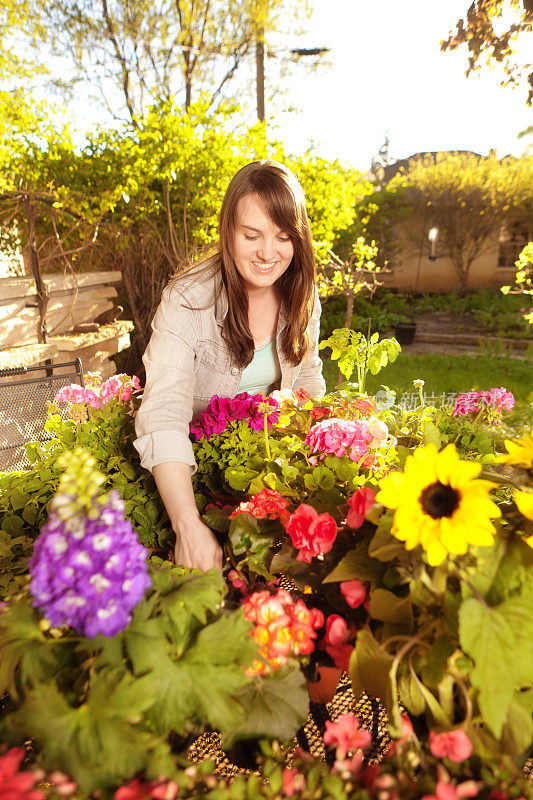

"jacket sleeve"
[133, 285, 199, 473]
[293, 289, 326, 400]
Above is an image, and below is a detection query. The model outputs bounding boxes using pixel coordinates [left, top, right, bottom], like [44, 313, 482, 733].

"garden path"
[396, 311, 530, 358]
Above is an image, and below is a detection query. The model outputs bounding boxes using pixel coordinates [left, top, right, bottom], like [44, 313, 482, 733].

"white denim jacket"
[134, 266, 326, 472]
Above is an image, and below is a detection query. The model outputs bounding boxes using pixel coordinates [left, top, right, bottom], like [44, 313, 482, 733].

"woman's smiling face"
[232, 193, 294, 294]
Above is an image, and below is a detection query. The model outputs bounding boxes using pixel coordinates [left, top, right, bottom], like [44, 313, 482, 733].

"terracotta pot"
[308, 666, 343, 703]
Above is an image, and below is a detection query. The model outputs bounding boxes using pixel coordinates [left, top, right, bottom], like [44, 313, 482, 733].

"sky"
[268, 0, 533, 170]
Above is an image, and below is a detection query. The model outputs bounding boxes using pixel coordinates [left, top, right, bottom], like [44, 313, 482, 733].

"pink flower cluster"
[243, 588, 324, 676]
[55, 374, 141, 412]
[305, 417, 389, 466]
[229, 488, 290, 525]
[190, 393, 279, 441]
[452, 388, 515, 417]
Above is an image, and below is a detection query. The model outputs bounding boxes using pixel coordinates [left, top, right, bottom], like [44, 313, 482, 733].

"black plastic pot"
[393, 322, 417, 345]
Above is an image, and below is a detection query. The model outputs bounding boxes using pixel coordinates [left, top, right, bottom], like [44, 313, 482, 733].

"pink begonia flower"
[227, 569, 247, 593]
[281, 768, 305, 797]
[422, 780, 479, 800]
[487, 387, 515, 413]
[285, 504, 337, 563]
[346, 487, 376, 529]
[340, 579, 367, 608]
[429, 729, 472, 763]
[322, 614, 354, 671]
[323, 714, 371, 758]
[333, 751, 363, 776]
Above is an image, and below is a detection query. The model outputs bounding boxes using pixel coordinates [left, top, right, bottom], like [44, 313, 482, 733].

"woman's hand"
[173, 514, 223, 572]
[152, 461, 223, 574]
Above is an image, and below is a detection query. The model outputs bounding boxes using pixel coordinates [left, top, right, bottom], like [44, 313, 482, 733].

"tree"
[388, 152, 533, 290]
[35, 0, 315, 124]
[441, 0, 533, 105]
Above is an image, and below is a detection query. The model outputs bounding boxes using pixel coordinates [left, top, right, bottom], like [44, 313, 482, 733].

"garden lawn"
[323, 351, 533, 431]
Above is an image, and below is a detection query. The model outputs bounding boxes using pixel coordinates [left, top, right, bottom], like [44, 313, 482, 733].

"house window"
[498, 220, 531, 268]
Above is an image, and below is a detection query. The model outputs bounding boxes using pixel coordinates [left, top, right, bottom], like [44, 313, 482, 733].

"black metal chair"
[0, 359, 84, 473]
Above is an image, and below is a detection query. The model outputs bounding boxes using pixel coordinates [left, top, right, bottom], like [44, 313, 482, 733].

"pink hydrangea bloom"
[486, 387, 515, 413]
[55, 384, 101, 409]
[452, 388, 515, 417]
[346, 487, 376, 528]
[305, 417, 373, 463]
[323, 714, 371, 758]
[429, 729, 472, 762]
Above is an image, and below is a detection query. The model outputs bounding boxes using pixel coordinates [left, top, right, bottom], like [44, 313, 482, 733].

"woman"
[134, 160, 326, 572]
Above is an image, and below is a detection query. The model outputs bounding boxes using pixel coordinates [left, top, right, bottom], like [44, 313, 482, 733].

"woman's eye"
[278, 236, 290, 243]
[244, 234, 259, 241]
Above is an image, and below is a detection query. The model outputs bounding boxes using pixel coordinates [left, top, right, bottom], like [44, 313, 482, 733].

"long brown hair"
[218, 160, 316, 368]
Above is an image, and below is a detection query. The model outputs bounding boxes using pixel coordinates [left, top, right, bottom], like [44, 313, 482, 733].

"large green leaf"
[350, 628, 396, 724]
[126, 610, 256, 736]
[4, 674, 170, 794]
[368, 589, 413, 628]
[0, 600, 60, 697]
[324, 542, 384, 584]
[459, 596, 533, 737]
[222, 667, 309, 748]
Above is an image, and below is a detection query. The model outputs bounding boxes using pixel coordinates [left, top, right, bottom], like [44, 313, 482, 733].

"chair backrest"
[0, 359, 84, 473]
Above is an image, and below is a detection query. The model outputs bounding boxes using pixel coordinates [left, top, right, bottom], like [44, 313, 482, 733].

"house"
[369, 151, 533, 293]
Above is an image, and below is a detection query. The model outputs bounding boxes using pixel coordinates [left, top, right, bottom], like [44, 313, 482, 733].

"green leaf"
[222, 667, 309, 748]
[1, 515, 25, 536]
[0, 600, 59, 697]
[324, 542, 385, 584]
[202, 505, 232, 532]
[225, 466, 259, 492]
[500, 696, 533, 759]
[420, 636, 456, 688]
[350, 628, 396, 720]
[369, 589, 413, 627]
[5, 674, 169, 794]
[312, 465, 335, 490]
[398, 673, 426, 716]
[421, 420, 442, 448]
[459, 596, 533, 737]
[368, 513, 405, 561]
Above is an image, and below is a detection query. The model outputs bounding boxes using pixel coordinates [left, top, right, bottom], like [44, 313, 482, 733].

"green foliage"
[0, 560, 306, 793]
[320, 329, 401, 393]
[0, 400, 172, 569]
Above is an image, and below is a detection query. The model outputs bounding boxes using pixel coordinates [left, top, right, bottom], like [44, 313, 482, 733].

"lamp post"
[255, 40, 329, 122]
[428, 227, 439, 261]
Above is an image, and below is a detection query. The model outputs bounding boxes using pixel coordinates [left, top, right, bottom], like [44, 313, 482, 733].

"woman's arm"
[152, 461, 222, 572]
[293, 289, 326, 399]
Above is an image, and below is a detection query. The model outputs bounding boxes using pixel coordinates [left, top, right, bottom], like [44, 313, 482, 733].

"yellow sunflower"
[497, 432, 533, 469]
[376, 443, 501, 566]
[514, 490, 533, 548]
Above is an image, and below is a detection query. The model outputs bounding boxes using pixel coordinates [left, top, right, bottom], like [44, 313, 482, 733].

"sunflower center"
[420, 481, 460, 519]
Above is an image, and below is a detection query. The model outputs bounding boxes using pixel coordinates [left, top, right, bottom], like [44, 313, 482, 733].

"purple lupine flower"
[190, 392, 279, 441]
[30, 489, 151, 637]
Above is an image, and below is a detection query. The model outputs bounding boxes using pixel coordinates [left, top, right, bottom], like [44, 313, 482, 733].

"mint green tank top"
[238, 338, 281, 396]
